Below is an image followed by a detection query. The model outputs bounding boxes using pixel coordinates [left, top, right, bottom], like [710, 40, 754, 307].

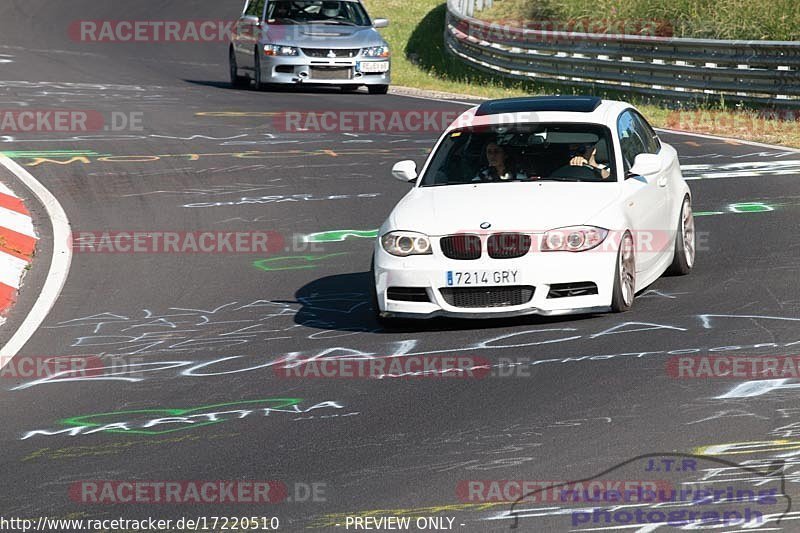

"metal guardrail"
[445, 0, 800, 107]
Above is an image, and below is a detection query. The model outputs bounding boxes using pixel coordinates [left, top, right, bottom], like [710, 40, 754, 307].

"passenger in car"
[473, 142, 528, 181]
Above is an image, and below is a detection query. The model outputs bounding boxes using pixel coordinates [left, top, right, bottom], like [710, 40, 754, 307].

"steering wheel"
[548, 164, 602, 181]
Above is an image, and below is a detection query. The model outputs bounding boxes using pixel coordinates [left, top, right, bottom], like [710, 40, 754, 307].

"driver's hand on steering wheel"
[570, 156, 611, 179]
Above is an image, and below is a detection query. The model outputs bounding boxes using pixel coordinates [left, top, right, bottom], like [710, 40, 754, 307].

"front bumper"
[373, 244, 618, 319]
[260, 54, 390, 86]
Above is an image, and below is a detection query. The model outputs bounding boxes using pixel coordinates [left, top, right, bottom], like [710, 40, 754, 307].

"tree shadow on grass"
[405, 3, 533, 92]
[404, 3, 721, 109]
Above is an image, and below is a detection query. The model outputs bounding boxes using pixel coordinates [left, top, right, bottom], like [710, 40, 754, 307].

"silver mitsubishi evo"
[229, 0, 391, 94]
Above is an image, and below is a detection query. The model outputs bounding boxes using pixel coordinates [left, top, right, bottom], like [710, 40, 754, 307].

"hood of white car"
[387, 182, 622, 235]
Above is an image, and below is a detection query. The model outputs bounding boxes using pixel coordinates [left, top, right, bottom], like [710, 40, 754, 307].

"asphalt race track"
[1, 1, 800, 532]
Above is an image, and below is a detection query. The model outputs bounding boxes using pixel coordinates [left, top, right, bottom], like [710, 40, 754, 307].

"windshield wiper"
[537, 177, 582, 182]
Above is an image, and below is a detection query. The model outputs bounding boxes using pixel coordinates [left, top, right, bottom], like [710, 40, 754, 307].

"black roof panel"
[475, 96, 603, 116]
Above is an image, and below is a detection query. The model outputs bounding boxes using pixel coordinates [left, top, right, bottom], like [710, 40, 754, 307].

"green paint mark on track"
[253, 253, 349, 272]
[59, 398, 304, 436]
[303, 229, 378, 243]
[695, 201, 776, 216]
[729, 202, 774, 213]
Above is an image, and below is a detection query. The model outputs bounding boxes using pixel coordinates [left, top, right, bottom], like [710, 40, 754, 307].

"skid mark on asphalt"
[21, 432, 241, 462]
[120, 181, 285, 197]
[17, 308, 800, 386]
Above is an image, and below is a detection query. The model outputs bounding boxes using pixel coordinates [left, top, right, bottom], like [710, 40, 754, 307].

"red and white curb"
[0, 156, 71, 361]
[0, 180, 37, 325]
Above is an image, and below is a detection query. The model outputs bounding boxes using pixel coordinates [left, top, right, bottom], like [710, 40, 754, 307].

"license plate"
[358, 61, 390, 73]
[446, 270, 519, 287]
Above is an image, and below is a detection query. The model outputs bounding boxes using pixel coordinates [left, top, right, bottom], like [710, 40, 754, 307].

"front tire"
[370, 256, 411, 329]
[611, 232, 635, 313]
[368, 84, 389, 95]
[229, 48, 249, 88]
[370, 257, 389, 326]
[667, 195, 695, 275]
[253, 51, 266, 91]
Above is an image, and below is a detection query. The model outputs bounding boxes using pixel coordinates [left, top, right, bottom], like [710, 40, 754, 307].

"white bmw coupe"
[372, 96, 694, 321]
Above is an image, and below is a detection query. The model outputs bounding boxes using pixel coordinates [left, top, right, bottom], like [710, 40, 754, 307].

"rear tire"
[229, 48, 249, 88]
[667, 195, 695, 276]
[368, 84, 389, 95]
[611, 232, 635, 313]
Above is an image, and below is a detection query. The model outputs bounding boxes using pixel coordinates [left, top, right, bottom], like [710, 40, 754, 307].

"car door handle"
[657, 175, 668, 187]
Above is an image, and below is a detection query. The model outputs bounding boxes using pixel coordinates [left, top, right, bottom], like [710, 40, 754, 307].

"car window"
[617, 110, 648, 172]
[246, 0, 266, 18]
[419, 123, 616, 187]
[631, 111, 661, 154]
[266, 1, 371, 26]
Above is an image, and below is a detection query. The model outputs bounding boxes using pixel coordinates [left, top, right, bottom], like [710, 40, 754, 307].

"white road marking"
[0, 156, 72, 361]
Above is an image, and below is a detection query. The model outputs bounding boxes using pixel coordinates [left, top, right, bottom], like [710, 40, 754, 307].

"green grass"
[365, 0, 800, 147]
[365, 0, 531, 98]
[478, 0, 800, 40]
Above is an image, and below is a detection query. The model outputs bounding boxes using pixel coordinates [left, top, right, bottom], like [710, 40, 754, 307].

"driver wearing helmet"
[321, 1, 341, 18]
[568, 143, 611, 179]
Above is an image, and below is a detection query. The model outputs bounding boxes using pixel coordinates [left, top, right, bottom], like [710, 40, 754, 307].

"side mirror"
[242, 15, 261, 26]
[628, 153, 661, 178]
[373, 18, 390, 29]
[392, 160, 417, 182]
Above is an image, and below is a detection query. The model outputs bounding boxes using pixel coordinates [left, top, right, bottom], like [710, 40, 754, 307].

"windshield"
[420, 123, 617, 186]
[266, 1, 371, 26]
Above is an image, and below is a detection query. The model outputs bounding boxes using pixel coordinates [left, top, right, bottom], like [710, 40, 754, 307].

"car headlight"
[362, 45, 390, 58]
[541, 226, 609, 252]
[264, 44, 299, 56]
[381, 231, 432, 257]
